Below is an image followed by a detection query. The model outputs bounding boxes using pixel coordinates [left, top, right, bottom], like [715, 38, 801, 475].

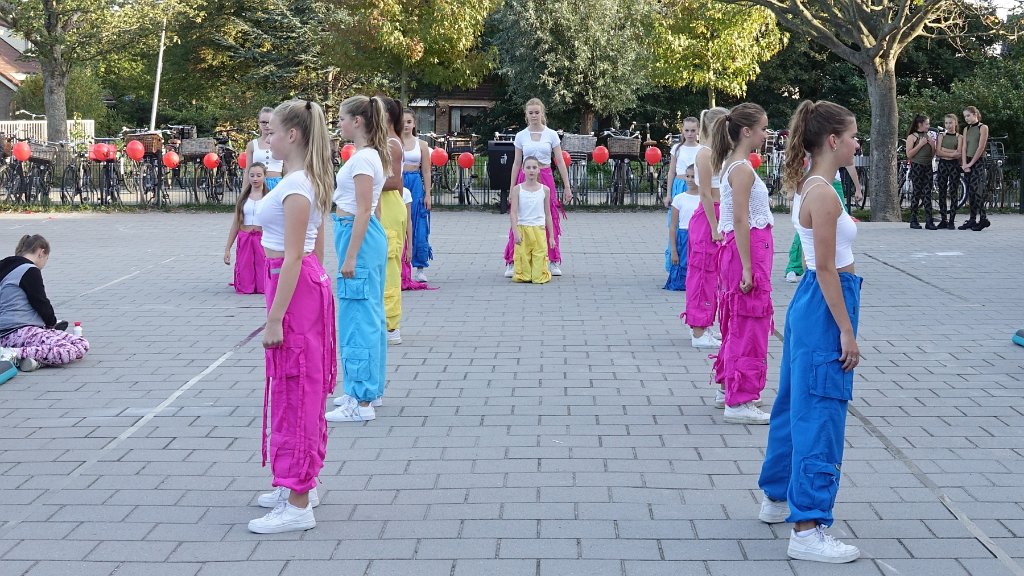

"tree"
[650, 0, 786, 107]
[328, 0, 499, 104]
[13, 68, 108, 126]
[738, 0, 1005, 221]
[0, 0, 189, 142]
[491, 0, 655, 132]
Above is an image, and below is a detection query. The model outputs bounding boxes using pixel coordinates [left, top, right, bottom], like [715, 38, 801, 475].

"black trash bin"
[488, 140, 515, 213]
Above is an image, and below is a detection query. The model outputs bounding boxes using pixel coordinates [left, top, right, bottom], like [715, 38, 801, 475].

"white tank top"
[242, 197, 259, 226]
[792, 176, 856, 270]
[517, 184, 547, 226]
[674, 143, 700, 176]
[718, 159, 774, 234]
[250, 139, 284, 173]
[693, 145, 721, 189]
[403, 139, 421, 166]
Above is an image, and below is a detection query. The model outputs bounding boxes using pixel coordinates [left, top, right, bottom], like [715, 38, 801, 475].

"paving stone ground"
[0, 208, 1022, 576]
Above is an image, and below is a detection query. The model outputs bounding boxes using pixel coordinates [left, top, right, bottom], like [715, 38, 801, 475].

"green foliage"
[12, 69, 107, 123]
[650, 0, 786, 106]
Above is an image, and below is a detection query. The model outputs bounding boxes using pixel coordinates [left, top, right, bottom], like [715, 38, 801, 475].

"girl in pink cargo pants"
[224, 163, 267, 294]
[248, 99, 338, 534]
[707, 103, 774, 425]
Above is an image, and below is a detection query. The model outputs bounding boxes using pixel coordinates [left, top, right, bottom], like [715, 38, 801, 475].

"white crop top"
[792, 176, 856, 270]
[334, 148, 385, 214]
[693, 145, 721, 189]
[671, 192, 701, 230]
[514, 127, 560, 165]
[516, 184, 547, 226]
[242, 197, 259, 226]
[674, 144, 700, 175]
[403, 139, 421, 166]
[250, 139, 284, 173]
[256, 171, 322, 252]
[718, 160, 774, 234]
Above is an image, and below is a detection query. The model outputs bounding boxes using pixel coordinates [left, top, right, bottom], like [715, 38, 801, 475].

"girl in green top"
[905, 115, 937, 229]
[934, 114, 963, 229]
[960, 106, 990, 231]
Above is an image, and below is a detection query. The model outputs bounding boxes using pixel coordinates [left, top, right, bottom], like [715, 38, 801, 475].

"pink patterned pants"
[0, 326, 90, 366]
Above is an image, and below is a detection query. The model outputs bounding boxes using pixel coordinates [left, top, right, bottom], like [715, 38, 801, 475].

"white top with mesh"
[718, 159, 774, 234]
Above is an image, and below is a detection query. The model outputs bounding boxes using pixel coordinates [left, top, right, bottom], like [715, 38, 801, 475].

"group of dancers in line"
[221, 93, 866, 563]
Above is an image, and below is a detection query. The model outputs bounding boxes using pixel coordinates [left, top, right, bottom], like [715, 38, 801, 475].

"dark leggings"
[966, 161, 988, 221]
[909, 163, 933, 222]
[935, 159, 960, 222]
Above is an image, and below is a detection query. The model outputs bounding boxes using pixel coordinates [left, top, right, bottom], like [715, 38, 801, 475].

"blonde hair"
[708, 103, 765, 174]
[233, 162, 266, 229]
[273, 100, 334, 217]
[782, 100, 855, 194]
[944, 113, 959, 133]
[341, 95, 392, 178]
[964, 105, 981, 121]
[525, 98, 547, 125]
[699, 107, 727, 143]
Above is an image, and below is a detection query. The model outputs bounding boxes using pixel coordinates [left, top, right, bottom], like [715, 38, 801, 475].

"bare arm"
[341, 174, 374, 278]
[730, 166, 755, 292]
[244, 141, 254, 170]
[552, 144, 573, 202]
[845, 164, 862, 201]
[666, 151, 677, 207]
[509, 185, 522, 244]
[314, 218, 325, 265]
[420, 141, 432, 210]
[544, 185, 554, 243]
[696, 148, 722, 241]
[508, 148, 523, 192]
[264, 194, 311, 347]
[669, 207, 680, 264]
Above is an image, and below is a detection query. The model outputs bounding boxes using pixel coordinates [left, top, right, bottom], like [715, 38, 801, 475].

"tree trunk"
[40, 56, 69, 143]
[864, 58, 900, 222]
[400, 66, 408, 107]
[580, 108, 595, 135]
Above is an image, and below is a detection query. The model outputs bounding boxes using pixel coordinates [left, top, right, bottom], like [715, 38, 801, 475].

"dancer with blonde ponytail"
[758, 100, 862, 564]
[249, 99, 337, 534]
[325, 96, 390, 423]
[708, 103, 773, 425]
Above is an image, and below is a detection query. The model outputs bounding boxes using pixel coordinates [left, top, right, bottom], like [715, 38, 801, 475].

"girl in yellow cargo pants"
[510, 156, 554, 284]
[379, 185, 407, 344]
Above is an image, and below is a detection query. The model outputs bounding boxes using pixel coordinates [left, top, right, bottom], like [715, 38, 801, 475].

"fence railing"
[3, 148, 1022, 214]
[0, 120, 95, 142]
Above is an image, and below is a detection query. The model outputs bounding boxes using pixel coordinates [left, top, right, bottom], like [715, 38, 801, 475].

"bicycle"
[93, 138, 123, 206]
[59, 140, 94, 205]
[125, 128, 173, 207]
[602, 125, 640, 206]
[25, 141, 57, 205]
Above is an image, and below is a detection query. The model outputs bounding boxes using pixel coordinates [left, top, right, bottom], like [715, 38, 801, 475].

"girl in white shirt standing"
[246, 107, 286, 190]
[664, 117, 700, 273]
[665, 164, 699, 291]
[248, 100, 336, 534]
[510, 156, 554, 284]
[402, 109, 433, 282]
[709, 103, 774, 426]
[224, 163, 267, 294]
[503, 98, 573, 278]
[758, 100, 862, 564]
[324, 96, 390, 423]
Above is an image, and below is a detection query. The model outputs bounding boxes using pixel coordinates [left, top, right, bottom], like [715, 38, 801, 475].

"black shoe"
[937, 220, 948, 228]
[53, 320, 68, 332]
[958, 220, 976, 230]
[972, 218, 991, 231]
[947, 220, 956, 230]
[910, 221, 922, 229]
[925, 221, 938, 230]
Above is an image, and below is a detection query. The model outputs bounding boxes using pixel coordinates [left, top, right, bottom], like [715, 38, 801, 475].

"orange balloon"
[238, 152, 248, 169]
[430, 147, 448, 167]
[126, 140, 145, 161]
[748, 152, 762, 170]
[12, 141, 30, 162]
[163, 150, 180, 169]
[644, 146, 662, 165]
[592, 145, 609, 165]
[340, 144, 356, 161]
[105, 144, 118, 161]
[457, 152, 474, 170]
[562, 151, 571, 166]
[203, 152, 220, 170]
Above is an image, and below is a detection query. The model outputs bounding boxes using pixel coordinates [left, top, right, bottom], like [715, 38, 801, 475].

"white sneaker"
[18, 357, 39, 372]
[257, 486, 320, 508]
[335, 393, 382, 408]
[0, 347, 18, 362]
[504, 263, 514, 278]
[785, 271, 799, 283]
[691, 331, 721, 349]
[715, 389, 762, 408]
[548, 262, 562, 276]
[387, 329, 402, 345]
[723, 401, 770, 425]
[414, 268, 428, 282]
[371, 397, 383, 407]
[247, 502, 316, 534]
[759, 495, 789, 523]
[788, 525, 860, 563]
[326, 396, 376, 422]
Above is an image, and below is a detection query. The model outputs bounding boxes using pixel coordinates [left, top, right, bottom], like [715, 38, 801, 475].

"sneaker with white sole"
[785, 271, 799, 283]
[504, 263, 514, 278]
[788, 525, 860, 563]
[723, 401, 770, 424]
[387, 329, 402, 345]
[759, 495, 789, 523]
[0, 347, 18, 363]
[257, 486, 320, 508]
[247, 502, 316, 534]
[691, 331, 721, 349]
[414, 268, 428, 282]
[548, 262, 562, 276]
[326, 396, 376, 422]
[18, 357, 39, 372]
[714, 388, 726, 408]
[335, 393, 382, 408]
[371, 397, 383, 407]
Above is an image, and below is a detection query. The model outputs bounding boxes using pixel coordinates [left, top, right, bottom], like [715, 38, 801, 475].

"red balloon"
[203, 152, 220, 170]
[562, 151, 571, 166]
[126, 140, 145, 162]
[644, 146, 662, 165]
[162, 150, 180, 169]
[12, 141, 30, 162]
[105, 144, 118, 161]
[748, 152, 762, 170]
[238, 152, 248, 169]
[430, 147, 448, 167]
[340, 144, 356, 162]
[457, 152, 474, 170]
[592, 145, 609, 165]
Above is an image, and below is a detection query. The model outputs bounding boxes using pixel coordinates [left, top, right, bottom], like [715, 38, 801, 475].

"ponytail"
[708, 103, 766, 175]
[782, 99, 855, 196]
[698, 107, 728, 144]
[15, 234, 49, 256]
[234, 163, 267, 229]
[369, 97, 392, 177]
[273, 99, 334, 217]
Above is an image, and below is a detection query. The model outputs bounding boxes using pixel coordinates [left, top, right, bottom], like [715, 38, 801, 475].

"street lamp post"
[149, 17, 167, 132]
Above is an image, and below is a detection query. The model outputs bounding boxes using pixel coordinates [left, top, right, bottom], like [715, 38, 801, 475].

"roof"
[0, 36, 38, 89]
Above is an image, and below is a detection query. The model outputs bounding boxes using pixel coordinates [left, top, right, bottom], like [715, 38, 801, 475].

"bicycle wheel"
[201, 169, 217, 203]
[141, 162, 157, 205]
[37, 166, 53, 205]
[60, 165, 76, 205]
[210, 168, 225, 203]
[610, 161, 622, 205]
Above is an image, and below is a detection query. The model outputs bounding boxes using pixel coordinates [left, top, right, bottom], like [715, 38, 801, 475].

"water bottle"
[73, 322, 83, 337]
